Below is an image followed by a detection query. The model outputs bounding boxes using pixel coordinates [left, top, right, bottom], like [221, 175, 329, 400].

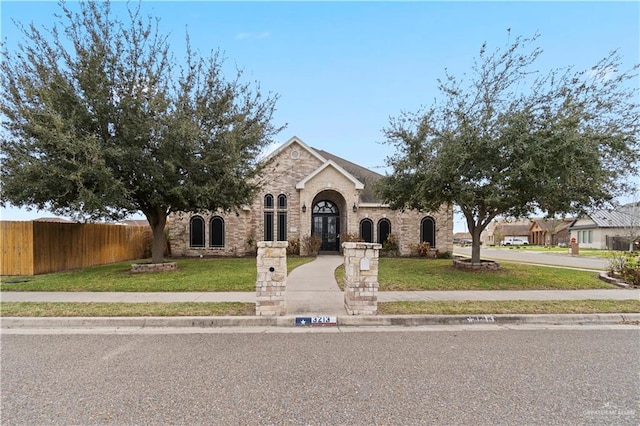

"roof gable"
[263, 136, 326, 164]
[296, 160, 365, 190]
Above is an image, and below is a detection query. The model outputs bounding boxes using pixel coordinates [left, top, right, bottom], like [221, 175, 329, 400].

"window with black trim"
[264, 194, 274, 241]
[421, 216, 436, 247]
[360, 219, 373, 243]
[190, 216, 205, 248]
[209, 216, 225, 248]
[277, 194, 287, 241]
[378, 218, 391, 245]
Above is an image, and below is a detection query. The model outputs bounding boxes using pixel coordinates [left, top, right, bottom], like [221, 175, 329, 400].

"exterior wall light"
[302, 203, 307, 213]
[353, 203, 358, 212]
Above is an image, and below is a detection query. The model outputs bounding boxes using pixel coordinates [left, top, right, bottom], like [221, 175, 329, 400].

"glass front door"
[312, 200, 340, 251]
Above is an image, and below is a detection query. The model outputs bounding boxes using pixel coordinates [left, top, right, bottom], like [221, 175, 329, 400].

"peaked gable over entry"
[168, 136, 453, 256]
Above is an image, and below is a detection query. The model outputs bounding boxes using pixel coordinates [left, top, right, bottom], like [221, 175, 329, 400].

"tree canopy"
[378, 33, 639, 263]
[1, 1, 284, 263]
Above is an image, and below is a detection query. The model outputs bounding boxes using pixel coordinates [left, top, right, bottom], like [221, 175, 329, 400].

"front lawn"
[0, 257, 314, 292]
[378, 300, 640, 315]
[0, 302, 255, 316]
[336, 258, 613, 291]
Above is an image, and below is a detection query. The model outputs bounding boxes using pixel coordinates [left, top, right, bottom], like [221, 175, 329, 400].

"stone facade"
[168, 136, 453, 257]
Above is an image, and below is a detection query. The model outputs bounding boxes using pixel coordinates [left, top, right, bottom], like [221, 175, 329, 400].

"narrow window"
[264, 212, 274, 241]
[264, 194, 274, 209]
[377, 219, 391, 245]
[264, 194, 274, 241]
[277, 194, 287, 241]
[210, 216, 224, 248]
[360, 219, 373, 243]
[421, 216, 436, 247]
[588, 230, 593, 244]
[190, 216, 205, 248]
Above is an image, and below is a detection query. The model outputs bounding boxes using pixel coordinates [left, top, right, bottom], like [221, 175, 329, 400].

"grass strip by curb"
[377, 300, 640, 315]
[2, 300, 639, 317]
[0, 302, 255, 317]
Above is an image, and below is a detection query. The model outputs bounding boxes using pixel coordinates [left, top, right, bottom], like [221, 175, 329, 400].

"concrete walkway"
[285, 255, 344, 315]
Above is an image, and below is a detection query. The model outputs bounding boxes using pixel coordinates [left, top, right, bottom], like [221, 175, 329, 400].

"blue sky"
[1, 1, 639, 231]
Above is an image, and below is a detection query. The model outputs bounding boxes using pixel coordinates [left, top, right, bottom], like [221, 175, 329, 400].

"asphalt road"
[454, 246, 609, 270]
[2, 328, 638, 425]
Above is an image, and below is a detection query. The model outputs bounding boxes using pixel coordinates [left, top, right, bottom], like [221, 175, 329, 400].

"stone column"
[255, 241, 288, 316]
[342, 242, 381, 315]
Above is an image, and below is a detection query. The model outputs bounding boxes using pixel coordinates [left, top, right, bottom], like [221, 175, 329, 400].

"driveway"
[454, 246, 609, 270]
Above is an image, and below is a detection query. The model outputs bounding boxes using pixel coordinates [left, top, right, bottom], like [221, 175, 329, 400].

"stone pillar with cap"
[255, 241, 288, 316]
[342, 242, 381, 315]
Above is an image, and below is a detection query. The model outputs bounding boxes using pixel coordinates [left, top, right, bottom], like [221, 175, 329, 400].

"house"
[168, 136, 453, 256]
[568, 202, 640, 250]
[481, 218, 532, 246]
[529, 218, 573, 246]
[453, 232, 472, 245]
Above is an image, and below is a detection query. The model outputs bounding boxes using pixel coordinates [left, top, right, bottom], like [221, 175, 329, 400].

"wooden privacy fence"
[1, 221, 151, 276]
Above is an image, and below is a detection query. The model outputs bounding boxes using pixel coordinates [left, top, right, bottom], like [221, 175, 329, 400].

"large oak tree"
[1, 1, 284, 264]
[378, 34, 639, 263]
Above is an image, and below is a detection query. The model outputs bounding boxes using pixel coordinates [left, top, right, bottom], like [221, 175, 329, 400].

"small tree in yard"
[0, 1, 283, 264]
[378, 33, 639, 264]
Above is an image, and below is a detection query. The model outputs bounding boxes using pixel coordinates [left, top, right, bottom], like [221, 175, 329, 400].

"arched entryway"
[312, 200, 340, 251]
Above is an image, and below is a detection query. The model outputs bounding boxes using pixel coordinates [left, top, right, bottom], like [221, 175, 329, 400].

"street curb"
[2, 313, 639, 329]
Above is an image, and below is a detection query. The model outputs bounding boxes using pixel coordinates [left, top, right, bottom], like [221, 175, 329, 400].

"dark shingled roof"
[313, 148, 384, 203]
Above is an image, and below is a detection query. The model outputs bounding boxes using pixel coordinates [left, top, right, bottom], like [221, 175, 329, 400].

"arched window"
[421, 216, 436, 247]
[190, 216, 205, 248]
[209, 216, 224, 248]
[264, 194, 274, 241]
[360, 219, 373, 243]
[378, 218, 391, 245]
[277, 194, 287, 241]
[264, 194, 274, 209]
[277, 194, 287, 210]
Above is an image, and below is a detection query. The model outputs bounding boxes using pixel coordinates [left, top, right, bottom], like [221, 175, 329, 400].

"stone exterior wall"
[167, 138, 454, 257]
[355, 205, 453, 255]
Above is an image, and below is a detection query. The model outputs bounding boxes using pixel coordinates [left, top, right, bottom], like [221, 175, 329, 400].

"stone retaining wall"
[130, 262, 177, 273]
[452, 258, 500, 271]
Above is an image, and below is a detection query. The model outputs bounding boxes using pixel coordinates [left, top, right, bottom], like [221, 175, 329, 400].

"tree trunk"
[471, 227, 483, 263]
[145, 209, 168, 264]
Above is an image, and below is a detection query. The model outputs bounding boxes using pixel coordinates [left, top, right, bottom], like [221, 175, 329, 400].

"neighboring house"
[453, 232, 472, 244]
[481, 218, 532, 246]
[568, 202, 640, 250]
[168, 136, 453, 256]
[529, 218, 573, 246]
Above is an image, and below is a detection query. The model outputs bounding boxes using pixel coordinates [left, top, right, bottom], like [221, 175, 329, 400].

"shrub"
[607, 251, 640, 287]
[301, 235, 322, 256]
[340, 232, 363, 243]
[287, 238, 300, 256]
[382, 233, 399, 257]
[437, 250, 453, 259]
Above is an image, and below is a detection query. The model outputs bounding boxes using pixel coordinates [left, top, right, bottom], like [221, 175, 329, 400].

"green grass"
[335, 258, 612, 291]
[1, 257, 314, 292]
[0, 302, 255, 316]
[378, 300, 640, 315]
[3, 300, 637, 317]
